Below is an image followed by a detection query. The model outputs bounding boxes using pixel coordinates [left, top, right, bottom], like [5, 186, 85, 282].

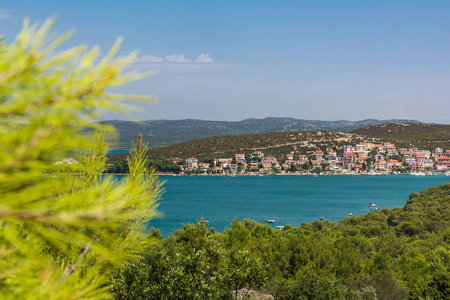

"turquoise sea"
[115, 175, 450, 237]
[108, 149, 133, 155]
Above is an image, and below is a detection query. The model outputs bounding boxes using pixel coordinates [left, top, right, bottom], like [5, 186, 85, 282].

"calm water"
[114, 175, 450, 237]
[108, 149, 133, 155]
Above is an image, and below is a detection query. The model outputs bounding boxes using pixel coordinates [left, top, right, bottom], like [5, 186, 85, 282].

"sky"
[1, 0, 449, 123]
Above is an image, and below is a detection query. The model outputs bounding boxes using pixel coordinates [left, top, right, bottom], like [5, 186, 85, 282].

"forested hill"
[104, 118, 421, 149]
[107, 130, 374, 162]
[112, 183, 450, 299]
[351, 123, 450, 149]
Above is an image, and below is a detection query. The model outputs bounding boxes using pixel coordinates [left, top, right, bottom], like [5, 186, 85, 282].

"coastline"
[104, 172, 447, 177]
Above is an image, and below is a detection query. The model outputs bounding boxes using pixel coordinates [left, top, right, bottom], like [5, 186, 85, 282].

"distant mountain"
[103, 118, 423, 149]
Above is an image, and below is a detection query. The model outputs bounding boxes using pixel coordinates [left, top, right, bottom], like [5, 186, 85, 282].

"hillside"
[351, 123, 450, 149]
[107, 130, 375, 162]
[104, 118, 421, 149]
[112, 183, 450, 299]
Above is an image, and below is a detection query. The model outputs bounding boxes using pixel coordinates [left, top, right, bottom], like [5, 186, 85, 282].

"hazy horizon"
[105, 116, 444, 124]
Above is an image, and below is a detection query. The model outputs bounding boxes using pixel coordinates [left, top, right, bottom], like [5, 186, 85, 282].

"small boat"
[276, 225, 285, 230]
[368, 203, 379, 211]
[265, 219, 275, 223]
[349, 213, 353, 216]
[411, 172, 426, 176]
[258, 173, 264, 177]
[320, 216, 324, 221]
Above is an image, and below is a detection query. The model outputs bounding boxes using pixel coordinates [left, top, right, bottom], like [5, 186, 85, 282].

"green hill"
[107, 130, 374, 163]
[112, 183, 450, 299]
[351, 123, 450, 149]
[103, 118, 421, 149]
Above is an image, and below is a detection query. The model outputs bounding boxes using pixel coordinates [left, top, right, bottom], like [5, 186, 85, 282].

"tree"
[423, 272, 450, 300]
[366, 158, 372, 170]
[313, 167, 322, 173]
[362, 162, 367, 171]
[204, 157, 215, 165]
[0, 19, 161, 299]
[226, 250, 268, 299]
[274, 273, 350, 300]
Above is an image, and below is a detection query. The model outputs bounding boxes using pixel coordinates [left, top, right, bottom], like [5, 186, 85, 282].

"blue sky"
[1, 0, 449, 123]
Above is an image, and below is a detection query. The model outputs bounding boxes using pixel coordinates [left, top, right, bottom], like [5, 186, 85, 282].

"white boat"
[265, 219, 275, 223]
[368, 203, 379, 211]
[446, 172, 450, 176]
[411, 172, 426, 176]
[276, 225, 285, 230]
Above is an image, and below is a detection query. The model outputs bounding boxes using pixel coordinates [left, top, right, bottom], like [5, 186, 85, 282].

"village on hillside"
[175, 142, 450, 175]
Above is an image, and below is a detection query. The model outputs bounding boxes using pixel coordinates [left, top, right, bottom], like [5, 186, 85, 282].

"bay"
[108, 149, 132, 155]
[115, 175, 450, 237]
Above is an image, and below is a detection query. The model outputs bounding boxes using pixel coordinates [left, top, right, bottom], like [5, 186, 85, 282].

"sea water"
[113, 175, 450, 237]
[108, 149, 133, 155]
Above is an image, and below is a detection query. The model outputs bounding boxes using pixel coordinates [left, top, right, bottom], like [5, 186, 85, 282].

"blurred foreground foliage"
[112, 183, 450, 299]
[0, 19, 161, 299]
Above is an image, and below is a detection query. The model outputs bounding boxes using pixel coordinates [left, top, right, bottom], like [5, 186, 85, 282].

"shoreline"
[104, 172, 448, 177]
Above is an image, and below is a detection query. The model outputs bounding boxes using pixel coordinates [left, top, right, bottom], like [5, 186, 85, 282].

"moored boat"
[368, 203, 379, 211]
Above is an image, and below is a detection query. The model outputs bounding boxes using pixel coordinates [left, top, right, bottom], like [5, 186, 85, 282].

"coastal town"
[176, 142, 450, 175]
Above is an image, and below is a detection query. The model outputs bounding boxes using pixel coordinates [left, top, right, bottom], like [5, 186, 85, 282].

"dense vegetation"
[107, 130, 371, 164]
[105, 156, 182, 174]
[351, 124, 450, 150]
[102, 118, 421, 149]
[112, 183, 450, 299]
[0, 19, 160, 299]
